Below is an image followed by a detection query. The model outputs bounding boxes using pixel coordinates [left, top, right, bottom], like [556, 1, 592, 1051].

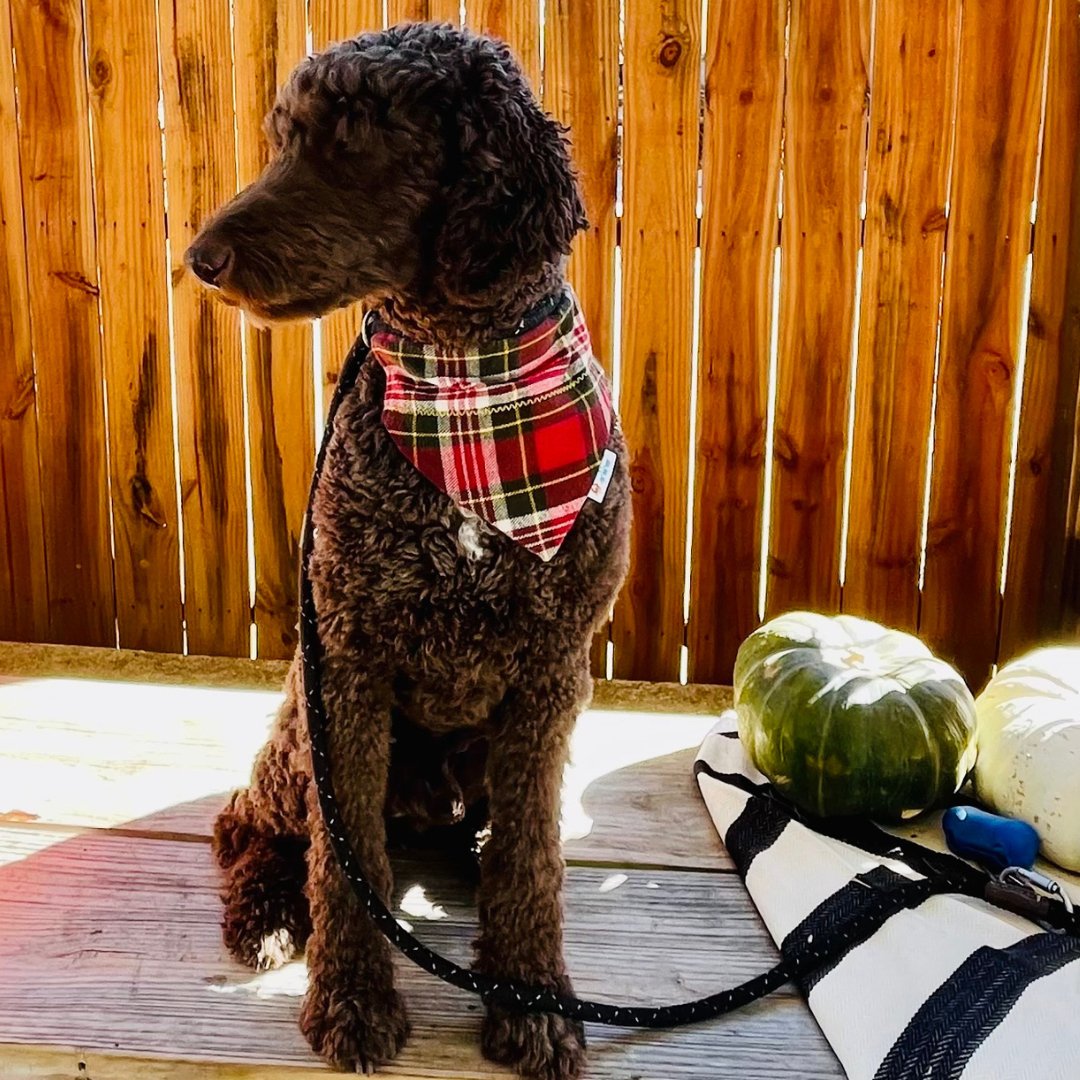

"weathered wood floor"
[0, 646, 843, 1079]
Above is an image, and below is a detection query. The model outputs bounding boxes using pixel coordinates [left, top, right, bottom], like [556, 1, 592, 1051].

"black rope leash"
[297, 328, 1075, 1027]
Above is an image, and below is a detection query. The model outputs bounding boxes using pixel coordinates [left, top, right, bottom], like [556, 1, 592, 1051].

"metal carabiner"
[999, 865, 1075, 916]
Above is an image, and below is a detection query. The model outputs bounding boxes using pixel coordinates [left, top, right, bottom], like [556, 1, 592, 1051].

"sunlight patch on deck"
[400, 883, 449, 921]
[0, 678, 279, 832]
[1, 675, 728, 864]
[206, 960, 308, 1000]
[561, 708, 725, 843]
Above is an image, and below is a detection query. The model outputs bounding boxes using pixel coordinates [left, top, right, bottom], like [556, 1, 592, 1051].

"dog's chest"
[309, 361, 626, 685]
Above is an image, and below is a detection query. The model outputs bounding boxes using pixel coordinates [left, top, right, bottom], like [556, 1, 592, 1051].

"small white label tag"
[588, 448, 617, 504]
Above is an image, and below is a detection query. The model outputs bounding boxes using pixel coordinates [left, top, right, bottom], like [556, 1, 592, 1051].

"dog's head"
[184, 23, 586, 323]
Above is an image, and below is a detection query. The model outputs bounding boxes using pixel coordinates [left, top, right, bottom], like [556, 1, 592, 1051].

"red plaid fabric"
[371, 291, 614, 561]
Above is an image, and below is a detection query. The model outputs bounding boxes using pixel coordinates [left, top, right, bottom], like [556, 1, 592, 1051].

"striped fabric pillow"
[696, 718, 1080, 1080]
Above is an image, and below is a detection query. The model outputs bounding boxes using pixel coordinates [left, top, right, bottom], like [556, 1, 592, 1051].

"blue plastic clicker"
[942, 805, 1041, 872]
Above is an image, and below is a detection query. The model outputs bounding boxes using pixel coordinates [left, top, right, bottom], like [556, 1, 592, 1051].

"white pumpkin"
[974, 646, 1080, 871]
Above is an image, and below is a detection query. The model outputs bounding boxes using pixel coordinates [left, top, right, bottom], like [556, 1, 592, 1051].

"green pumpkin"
[734, 611, 977, 820]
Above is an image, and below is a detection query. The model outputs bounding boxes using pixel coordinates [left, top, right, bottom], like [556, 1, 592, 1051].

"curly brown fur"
[194, 23, 630, 1079]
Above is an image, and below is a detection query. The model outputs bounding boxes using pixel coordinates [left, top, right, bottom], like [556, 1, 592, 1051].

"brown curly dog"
[188, 22, 630, 1080]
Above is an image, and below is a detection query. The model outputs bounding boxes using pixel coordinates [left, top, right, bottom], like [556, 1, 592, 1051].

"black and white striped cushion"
[695, 718, 1080, 1080]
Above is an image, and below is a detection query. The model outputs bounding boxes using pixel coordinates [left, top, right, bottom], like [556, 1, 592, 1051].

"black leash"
[298, 328, 1078, 1027]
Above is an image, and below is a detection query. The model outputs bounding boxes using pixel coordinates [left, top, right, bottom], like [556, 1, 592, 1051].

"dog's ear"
[434, 41, 588, 303]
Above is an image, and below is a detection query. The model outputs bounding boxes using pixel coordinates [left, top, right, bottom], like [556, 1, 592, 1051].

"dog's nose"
[186, 239, 233, 287]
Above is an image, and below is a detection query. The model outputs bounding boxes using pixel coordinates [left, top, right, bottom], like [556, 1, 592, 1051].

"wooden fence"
[1, 0, 1078, 687]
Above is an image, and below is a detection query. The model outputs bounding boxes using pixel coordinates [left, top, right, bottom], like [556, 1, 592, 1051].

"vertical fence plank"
[311, 1, 385, 417]
[160, 0, 249, 656]
[4, 0, 1067, 670]
[920, 0, 1049, 686]
[10, 0, 115, 645]
[85, 0, 183, 653]
[388, 1, 461, 23]
[766, 0, 870, 621]
[311, 0, 384, 44]
[999, 0, 1080, 660]
[0, 0, 47, 643]
[471, 1, 540, 88]
[687, 0, 785, 684]
[611, 2, 700, 681]
[544, 0, 618, 676]
[543, 0, 617, 377]
[1065, 380, 1080, 634]
[1061, 94, 1080, 637]
[234, 0, 315, 660]
[842, 0, 958, 632]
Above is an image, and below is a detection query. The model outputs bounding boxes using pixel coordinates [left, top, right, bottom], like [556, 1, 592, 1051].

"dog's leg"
[213, 655, 312, 969]
[299, 655, 409, 1073]
[476, 655, 589, 1080]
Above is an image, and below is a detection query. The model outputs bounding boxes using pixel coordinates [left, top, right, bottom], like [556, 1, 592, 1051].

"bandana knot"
[370, 291, 614, 561]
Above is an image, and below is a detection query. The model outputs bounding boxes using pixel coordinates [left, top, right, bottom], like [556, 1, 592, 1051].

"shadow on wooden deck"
[0, 672, 842, 1079]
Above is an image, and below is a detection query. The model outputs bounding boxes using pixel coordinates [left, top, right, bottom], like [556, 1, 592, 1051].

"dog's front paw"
[300, 983, 409, 1073]
[482, 1005, 586, 1080]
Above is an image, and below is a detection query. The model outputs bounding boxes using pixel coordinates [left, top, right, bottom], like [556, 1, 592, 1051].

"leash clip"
[998, 866, 1074, 916]
[985, 866, 1075, 930]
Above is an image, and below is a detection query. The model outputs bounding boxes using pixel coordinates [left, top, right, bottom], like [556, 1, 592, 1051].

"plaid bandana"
[370, 291, 614, 561]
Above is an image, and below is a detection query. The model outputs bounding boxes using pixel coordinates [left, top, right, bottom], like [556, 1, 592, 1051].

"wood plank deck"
[0, 651, 841, 1078]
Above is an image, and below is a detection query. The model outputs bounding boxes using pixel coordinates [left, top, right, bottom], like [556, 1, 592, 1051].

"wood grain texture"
[542, 0, 617, 375]
[842, 0, 959, 632]
[318, 308, 368, 420]
[10, 0, 115, 646]
[388, 0, 461, 24]
[85, 0, 183, 653]
[234, 0, 314, 660]
[310, 0, 385, 43]
[0, 641, 291, 690]
[1066, 407, 1080, 634]
[1, 1047, 459, 1080]
[0, 1, 46, 644]
[766, 0, 870, 619]
[920, 0, 1049, 686]
[0, 828, 842, 1078]
[1064, 211, 1080, 637]
[0, 641, 736, 711]
[470, 0, 540, 89]
[543, 0, 618, 676]
[567, 749, 728, 869]
[245, 322, 313, 659]
[310, 0, 384, 418]
[611, 2, 700, 681]
[159, 0, 250, 657]
[999, 0, 1080, 659]
[687, 0, 785, 684]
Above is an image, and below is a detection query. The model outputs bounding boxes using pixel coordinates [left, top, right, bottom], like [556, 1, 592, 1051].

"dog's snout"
[186, 238, 233, 287]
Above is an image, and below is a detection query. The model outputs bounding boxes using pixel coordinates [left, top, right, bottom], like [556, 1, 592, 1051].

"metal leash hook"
[1001, 866, 1075, 915]
[984, 865, 1076, 927]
